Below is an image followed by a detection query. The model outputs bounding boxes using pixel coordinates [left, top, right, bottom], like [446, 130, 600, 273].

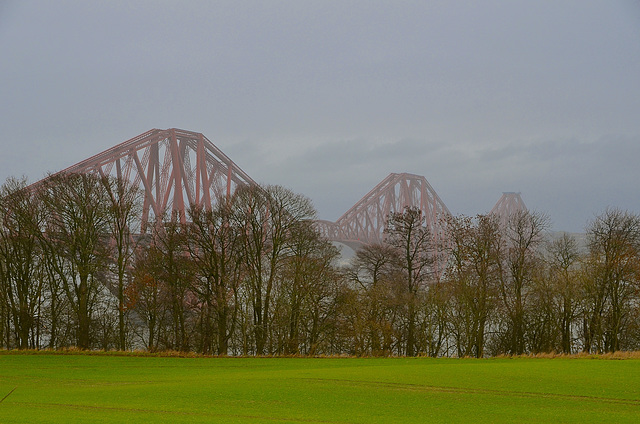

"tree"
[278, 220, 340, 355]
[232, 185, 316, 355]
[0, 177, 47, 349]
[385, 206, 434, 356]
[526, 262, 560, 354]
[128, 242, 170, 352]
[40, 173, 111, 349]
[149, 215, 195, 352]
[348, 243, 400, 356]
[497, 210, 549, 355]
[101, 176, 142, 350]
[545, 233, 581, 353]
[187, 199, 242, 355]
[582, 208, 640, 352]
[443, 214, 501, 358]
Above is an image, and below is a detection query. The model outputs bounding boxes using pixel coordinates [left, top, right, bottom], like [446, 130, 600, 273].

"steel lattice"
[315, 173, 451, 246]
[36, 128, 255, 231]
[490, 192, 528, 227]
[29, 129, 524, 245]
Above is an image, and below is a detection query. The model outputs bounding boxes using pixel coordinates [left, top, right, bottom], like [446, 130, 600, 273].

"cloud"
[2, 1, 640, 234]
[227, 134, 640, 232]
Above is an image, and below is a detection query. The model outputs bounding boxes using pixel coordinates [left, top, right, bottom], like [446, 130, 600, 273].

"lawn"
[0, 352, 639, 423]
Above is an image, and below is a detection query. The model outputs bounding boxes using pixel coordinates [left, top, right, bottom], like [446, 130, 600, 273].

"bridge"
[314, 173, 450, 248]
[36, 128, 255, 232]
[31, 128, 526, 243]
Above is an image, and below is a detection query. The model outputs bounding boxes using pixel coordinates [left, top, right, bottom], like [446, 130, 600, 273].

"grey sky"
[1, 1, 639, 232]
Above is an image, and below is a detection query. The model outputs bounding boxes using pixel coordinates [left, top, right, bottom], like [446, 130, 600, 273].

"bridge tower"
[37, 128, 255, 231]
[316, 173, 451, 247]
[490, 192, 528, 227]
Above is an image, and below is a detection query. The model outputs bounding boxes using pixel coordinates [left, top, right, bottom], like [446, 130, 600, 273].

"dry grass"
[2, 348, 640, 360]
[0, 348, 210, 358]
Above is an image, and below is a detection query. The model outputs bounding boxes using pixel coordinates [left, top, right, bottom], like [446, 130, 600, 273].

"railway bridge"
[31, 128, 527, 243]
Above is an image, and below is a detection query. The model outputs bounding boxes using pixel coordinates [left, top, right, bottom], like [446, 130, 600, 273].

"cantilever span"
[29, 129, 528, 243]
[315, 173, 451, 246]
[31, 128, 256, 231]
[318, 177, 531, 247]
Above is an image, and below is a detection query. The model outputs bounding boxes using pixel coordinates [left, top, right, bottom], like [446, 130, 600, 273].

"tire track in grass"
[302, 379, 640, 407]
[0, 387, 16, 403]
[9, 401, 356, 423]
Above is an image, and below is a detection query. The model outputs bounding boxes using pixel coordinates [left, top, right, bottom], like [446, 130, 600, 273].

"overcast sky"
[1, 1, 639, 232]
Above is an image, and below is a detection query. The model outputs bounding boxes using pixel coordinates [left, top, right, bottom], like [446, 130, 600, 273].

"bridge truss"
[43, 128, 255, 231]
[30, 128, 527, 246]
[315, 173, 451, 246]
[490, 192, 528, 227]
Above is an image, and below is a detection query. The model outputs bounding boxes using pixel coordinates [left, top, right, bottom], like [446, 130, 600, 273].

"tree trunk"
[77, 276, 90, 350]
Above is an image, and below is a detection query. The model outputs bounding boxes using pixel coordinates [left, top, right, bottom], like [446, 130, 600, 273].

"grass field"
[0, 352, 639, 423]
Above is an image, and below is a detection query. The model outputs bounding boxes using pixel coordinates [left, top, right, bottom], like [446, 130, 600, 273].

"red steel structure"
[490, 192, 528, 226]
[29, 128, 523, 246]
[39, 128, 255, 231]
[315, 173, 451, 247]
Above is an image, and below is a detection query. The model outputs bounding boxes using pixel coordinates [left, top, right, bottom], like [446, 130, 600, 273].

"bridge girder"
[317, 173, 451, 246]
[28, 129, 526, 246]
[37, 128, 255, 231]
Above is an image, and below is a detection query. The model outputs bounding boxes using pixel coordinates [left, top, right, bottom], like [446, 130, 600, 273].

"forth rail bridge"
[34, 128, 527, 247]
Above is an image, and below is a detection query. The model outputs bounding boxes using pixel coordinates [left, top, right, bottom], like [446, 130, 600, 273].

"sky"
[1, 0, 640, 233]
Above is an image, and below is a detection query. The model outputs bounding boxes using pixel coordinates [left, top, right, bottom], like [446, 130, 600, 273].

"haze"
[1, 0, 639, 232]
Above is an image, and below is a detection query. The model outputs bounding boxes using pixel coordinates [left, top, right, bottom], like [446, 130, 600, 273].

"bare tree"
[0, 177, 47, 349]
[582, 208, 640, 352]
[128, 243, 170, 352]
[277, 221, 340, 355]
[101, 176, 142, 350]
[149, 215, 195, 352]
[348, 243, 400, 356]
[187, 200, 242, 355]
[40, 173, 111, 349]
[444, 214, 501, 358]
[497, 210, 549, 355]
[545, 233, 581, 353]
[385, 206, 435, 356]
[232, 185, 316, 355]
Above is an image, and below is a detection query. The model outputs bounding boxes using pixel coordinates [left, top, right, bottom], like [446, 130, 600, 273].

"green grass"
[0, 353, 639, 423]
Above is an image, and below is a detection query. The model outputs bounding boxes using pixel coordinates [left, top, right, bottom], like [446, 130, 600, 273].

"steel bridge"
[35, 128, 255, 232]
[314, 173, 451, 248]
[31, 128, 527, 243]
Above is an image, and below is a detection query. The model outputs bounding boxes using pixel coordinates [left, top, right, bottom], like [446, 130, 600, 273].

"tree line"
[1, 173, 639, 356]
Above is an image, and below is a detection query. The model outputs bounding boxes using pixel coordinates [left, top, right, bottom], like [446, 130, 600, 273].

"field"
[0, 353, 639, 423]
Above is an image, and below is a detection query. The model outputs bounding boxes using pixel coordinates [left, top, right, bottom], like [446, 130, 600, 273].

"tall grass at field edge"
[2, 348, 640, 360]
